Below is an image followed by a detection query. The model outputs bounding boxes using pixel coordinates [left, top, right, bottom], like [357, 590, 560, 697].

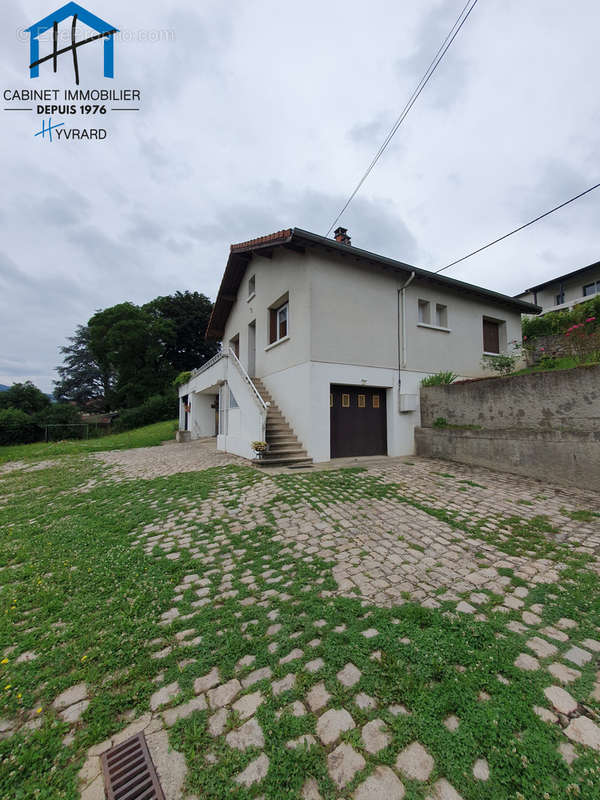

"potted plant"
[251, 440, 268, 459]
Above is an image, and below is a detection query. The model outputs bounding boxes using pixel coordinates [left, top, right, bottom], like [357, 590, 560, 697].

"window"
[229, 334, 240, 358]
[555, 293, 564, 306]
[269, 301, 289, 344]
[342, 393, 350, 408]
[583, 282, 598, 297]
[229, 389, 239, 409]
[372, 394, 380, 409]
[418, 299, 430, 324]
[435, 303, 448, 328]
[358, 394, 366, 408]
[483, 319, 501, 354]
[248, 275, 255, 297]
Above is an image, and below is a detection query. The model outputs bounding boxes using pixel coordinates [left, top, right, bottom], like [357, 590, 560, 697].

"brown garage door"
[330, 385, 387, 459]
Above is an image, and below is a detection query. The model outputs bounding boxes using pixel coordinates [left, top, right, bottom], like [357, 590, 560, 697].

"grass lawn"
[1, 442, 600, 798]
[512, 357, 599, 377]
[0, 420, 177, 465]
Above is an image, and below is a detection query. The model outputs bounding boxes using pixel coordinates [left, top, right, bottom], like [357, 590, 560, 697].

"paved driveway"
[69, 442, 600, 796]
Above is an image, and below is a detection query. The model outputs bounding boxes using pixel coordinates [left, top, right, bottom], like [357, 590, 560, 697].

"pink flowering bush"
[564, 318, 600, 362]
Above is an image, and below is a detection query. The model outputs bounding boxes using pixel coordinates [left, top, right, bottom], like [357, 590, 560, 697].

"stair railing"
[228, 347, 268, 410]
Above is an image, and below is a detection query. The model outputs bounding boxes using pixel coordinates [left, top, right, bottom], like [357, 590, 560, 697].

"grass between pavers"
[0, 457, 599, 798]
[0, 419, 178, 464]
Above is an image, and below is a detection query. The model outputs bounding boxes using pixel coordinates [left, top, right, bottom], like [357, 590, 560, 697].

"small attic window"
[248, 275, 256, 298]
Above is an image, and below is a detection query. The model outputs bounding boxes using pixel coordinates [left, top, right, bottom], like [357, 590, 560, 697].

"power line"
[435, 181, 600, 274]
[325, 0, 481, 237]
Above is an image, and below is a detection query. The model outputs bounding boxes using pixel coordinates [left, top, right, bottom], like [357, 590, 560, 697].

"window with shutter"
[268, 301, 289, 344]
[483, 319, 500, 354]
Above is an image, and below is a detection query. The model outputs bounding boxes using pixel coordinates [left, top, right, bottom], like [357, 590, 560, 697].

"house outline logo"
[26, 3, 118, 85]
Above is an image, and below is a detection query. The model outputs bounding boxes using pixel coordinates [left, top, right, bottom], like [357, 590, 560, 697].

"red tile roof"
[230, 229, 292, 252]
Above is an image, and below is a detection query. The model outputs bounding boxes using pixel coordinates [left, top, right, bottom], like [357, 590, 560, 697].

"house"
[178, 227, 538, 465]
[515, 260, 600, 314]
[26, 3, 118, 80]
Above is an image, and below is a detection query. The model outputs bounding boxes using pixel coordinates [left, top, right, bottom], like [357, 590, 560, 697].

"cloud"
[2, 0, 600, 390]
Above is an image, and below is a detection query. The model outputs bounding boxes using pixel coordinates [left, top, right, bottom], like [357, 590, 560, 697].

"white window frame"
[276, 302, 288, 342]
[435, 303, 448, 328]
[418, 299, 430, 325]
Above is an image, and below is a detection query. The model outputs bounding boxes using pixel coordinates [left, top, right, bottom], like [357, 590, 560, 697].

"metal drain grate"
[101, 732, 165, 800]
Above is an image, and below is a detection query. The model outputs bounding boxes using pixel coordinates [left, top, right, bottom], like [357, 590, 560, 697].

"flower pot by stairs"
[252, 378, 312, 467]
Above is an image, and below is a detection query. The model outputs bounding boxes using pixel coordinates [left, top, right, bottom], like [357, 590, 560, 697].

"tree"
[54, 325, 113, 408]
[0, 381, 50, 414]
[88, 302, 175, 409]
[144, 291, 218, 372]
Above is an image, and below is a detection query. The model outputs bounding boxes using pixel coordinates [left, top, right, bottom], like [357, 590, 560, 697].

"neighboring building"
[178, 227, 538, 464]
[515, 260, 600, 314]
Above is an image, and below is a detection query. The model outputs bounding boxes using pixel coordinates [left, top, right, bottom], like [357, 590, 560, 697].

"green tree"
[88, 302, 175, 409]
[0, 381, 50, 414]
[144, 291, 218, 372]
[53, 325, 113, 408]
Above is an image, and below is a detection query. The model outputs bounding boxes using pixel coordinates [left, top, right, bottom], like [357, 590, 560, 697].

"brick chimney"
[334, 227, 351, 246]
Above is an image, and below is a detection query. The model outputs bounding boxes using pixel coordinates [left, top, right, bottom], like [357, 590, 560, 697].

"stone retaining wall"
[415, 427, 600, 492]
[417, 365, 600, 491]
[420, 365, 600, 432]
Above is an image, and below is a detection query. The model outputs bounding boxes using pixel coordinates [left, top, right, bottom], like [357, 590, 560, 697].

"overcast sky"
[1, 0, 599, 391]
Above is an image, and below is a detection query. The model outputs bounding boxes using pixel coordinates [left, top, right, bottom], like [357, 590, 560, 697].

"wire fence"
[0, 422, 114, 446]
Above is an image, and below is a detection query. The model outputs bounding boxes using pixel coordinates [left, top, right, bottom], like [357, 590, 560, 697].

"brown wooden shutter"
[269, 309, 277, 344]
[483, 320, 500, 353]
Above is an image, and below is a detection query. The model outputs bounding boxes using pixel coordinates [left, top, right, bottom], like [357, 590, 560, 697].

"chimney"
[334, 226, 351, 246]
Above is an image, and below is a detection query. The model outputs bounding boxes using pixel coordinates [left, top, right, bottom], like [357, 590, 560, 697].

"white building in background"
[515, 260, 600, 314]
[178, 227, 538, 465]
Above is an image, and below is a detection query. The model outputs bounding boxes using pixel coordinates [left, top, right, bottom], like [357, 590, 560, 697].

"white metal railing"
[189, 349, 227, 381]
[228, 347, 267, 410]
[539, 294, 596, 316]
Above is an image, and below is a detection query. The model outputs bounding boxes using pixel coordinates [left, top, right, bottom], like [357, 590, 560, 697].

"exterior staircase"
[252, 378, 312, 467]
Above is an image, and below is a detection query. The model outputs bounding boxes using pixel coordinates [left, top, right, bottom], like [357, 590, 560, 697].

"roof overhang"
[516, 259, 600, 295]
[206, 227, 541, 338]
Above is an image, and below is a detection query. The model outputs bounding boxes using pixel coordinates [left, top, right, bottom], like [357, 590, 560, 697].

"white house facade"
[178, 227, 539, 465]
[516, 260, 600, 314]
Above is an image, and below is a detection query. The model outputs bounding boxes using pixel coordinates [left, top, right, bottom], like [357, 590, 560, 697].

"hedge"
[523, 295, 600, 339]
[114, 393, 178, 432]
[0, 408, 40, 446]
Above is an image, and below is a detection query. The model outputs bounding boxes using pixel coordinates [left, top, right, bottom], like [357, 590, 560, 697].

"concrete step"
[266, 445, 307, 456]
[266, 422, 292, 432]
[254, 455, 313, 467]
[267, 435, 299, 445]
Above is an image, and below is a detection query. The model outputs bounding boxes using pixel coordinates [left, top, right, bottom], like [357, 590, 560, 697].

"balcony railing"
[188, 349, 227, 381]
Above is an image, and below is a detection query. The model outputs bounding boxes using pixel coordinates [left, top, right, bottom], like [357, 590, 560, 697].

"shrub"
[433, 417, 448, 428]
[522, 295, 600, 339]
[0, 408, 40, 445]
[564, 319, 600, 363]
[481, 353, 517, 375]
[173, 371, 192, 388]
[421, 372, 457, 387]
[114, 393, 178, 432]
[33, 404, 84, 441]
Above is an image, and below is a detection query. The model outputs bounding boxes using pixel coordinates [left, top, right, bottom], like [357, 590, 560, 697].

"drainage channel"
[101, 732, 165, 800]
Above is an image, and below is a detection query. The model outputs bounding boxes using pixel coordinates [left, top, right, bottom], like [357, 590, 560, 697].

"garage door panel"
[330, 385, 387, 458]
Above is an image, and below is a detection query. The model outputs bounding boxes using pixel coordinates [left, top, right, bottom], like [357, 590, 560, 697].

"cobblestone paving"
[95, 438, 247, 479]
[85, 450, 600, 798]
[6, 441, 600, 799]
